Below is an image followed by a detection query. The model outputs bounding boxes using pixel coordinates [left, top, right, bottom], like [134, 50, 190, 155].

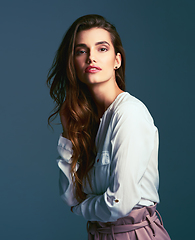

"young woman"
[47, 14, 171, 240]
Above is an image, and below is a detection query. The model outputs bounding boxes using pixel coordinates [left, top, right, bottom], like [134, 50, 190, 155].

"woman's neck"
[88, 81, 124, 119]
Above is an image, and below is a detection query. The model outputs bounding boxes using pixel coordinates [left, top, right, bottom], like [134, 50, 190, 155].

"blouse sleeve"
[71, 103, 158, 222]
[57, 135, 79, 206]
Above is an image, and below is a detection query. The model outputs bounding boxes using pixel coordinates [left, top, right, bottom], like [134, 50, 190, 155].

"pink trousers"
[87, 204, 171, 240]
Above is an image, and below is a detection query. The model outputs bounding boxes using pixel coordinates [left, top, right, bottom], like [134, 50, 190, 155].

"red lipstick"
[85, 65, 102, 73]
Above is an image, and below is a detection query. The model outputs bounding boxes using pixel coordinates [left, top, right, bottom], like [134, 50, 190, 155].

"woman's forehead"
[75, 28, 112, 45]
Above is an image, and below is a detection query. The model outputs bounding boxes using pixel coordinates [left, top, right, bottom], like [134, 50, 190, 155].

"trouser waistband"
[87, 204, 164, 240]
[87, 213, 158, 235]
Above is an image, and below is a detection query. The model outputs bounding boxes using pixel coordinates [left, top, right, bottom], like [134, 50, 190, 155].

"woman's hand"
[59, 100, 69, 139]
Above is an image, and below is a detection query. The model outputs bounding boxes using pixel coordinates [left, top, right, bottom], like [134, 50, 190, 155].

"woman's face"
[74, 27, 121, 87]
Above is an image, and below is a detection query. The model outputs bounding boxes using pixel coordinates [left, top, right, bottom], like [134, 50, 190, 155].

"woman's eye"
[75, 50, 86, 55]
[99, 47, 108, 52]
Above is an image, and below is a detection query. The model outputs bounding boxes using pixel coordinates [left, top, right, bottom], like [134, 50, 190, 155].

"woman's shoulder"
[111, 92, 155, 124]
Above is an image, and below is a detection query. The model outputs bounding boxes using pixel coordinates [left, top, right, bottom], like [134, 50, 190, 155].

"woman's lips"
[85, 66, 102, 73]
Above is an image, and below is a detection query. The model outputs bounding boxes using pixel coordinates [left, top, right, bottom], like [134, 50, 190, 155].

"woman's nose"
[87, 50, 96, 63]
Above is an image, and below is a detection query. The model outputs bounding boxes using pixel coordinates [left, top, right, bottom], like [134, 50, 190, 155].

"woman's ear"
[115, 53, 122, 69]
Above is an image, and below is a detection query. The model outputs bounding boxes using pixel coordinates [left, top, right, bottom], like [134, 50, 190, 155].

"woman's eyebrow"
[95, 41, 110, 46]
[74, 43, 87, 48]
[75, 41, 110, 48]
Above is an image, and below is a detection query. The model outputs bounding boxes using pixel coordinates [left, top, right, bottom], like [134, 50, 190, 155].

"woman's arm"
[56, 101, 79, 206]
[57, 136, 79, 206]
[71, 103, 158, 222]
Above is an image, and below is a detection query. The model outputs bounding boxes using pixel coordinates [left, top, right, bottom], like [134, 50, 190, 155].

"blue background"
[1, 0, 194, 239]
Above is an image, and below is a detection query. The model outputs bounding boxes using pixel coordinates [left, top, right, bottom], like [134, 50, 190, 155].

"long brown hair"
[47, 14, 126, 203]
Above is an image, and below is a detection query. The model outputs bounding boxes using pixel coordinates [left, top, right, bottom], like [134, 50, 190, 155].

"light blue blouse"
[57, 92, 160, 222]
